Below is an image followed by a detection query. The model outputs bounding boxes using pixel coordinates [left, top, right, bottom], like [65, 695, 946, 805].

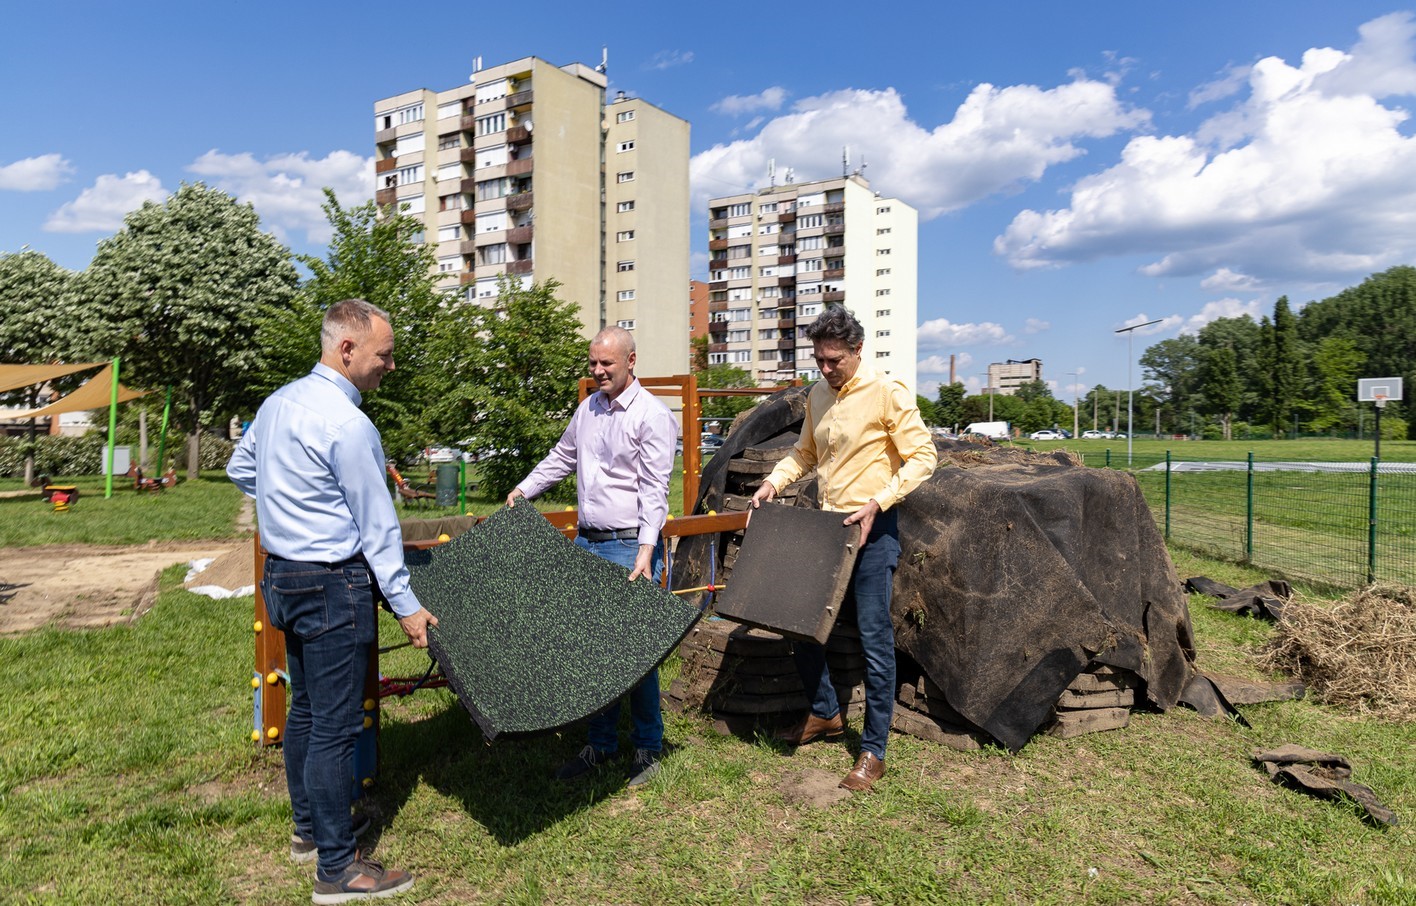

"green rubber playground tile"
[407, 502, 701, 740]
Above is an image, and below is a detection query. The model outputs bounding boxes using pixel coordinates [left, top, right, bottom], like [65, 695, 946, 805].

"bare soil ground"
[0, 540, 241, 633]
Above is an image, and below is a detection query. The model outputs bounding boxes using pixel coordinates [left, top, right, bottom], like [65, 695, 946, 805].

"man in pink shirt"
[507, 326, 678, 786]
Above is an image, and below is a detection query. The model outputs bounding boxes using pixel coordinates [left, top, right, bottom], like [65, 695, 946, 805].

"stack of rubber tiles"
[892, 672, 988, 751]
[664, 617, 864, 737]
[714, 437, 814, 579]
[1043, 663, 1140, 738]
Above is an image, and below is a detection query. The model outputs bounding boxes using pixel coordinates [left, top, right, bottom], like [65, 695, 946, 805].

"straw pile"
[1259, 584, 1416, 720]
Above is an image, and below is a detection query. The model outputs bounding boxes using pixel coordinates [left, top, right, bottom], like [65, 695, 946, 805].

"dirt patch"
[0, 540, 241, 633]
[779, 767, 851, 809]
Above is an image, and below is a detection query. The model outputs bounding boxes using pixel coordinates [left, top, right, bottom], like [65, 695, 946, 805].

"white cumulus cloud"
[1024, 318, 1050, 334]
[645, 50, 694, 71]
[43, 171, 168, 233]
[1178, 297, 1264, 334]
[690, 79, 1147, 219]
[917, 317, 1013, 350]
[0, 154, 75, 191]
[712, 87, 789, 116]
[995, 12, 1416, 287]
[187, 149, 372, 244]
[917, 353, 973, 375]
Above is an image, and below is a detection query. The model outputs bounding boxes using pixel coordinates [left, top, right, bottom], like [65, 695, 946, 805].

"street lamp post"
[1066, 370, 1080, 439]
[1114, 319, 1163, 466]
[978, 372, 994, 421]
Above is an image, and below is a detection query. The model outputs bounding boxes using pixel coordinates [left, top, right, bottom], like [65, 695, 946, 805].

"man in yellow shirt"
[749, 306, 937, 791]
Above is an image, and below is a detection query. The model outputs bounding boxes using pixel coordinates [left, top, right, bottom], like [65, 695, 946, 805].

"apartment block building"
[706, 175, 917, 392]
[374, 57, 690, 379]
[987, 358, 1043, 396]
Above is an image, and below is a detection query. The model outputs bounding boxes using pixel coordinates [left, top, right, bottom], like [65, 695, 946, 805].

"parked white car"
[1080, 430, 1111, 439]
[1029, 429, 1064, 440]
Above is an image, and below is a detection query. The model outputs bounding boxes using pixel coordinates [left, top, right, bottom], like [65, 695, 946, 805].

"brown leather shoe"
[839, 752, 885, 791]
[775, 711, 845, 746]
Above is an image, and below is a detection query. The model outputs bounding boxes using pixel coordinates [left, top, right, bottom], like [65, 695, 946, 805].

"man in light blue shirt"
[229, 298, 434, 903]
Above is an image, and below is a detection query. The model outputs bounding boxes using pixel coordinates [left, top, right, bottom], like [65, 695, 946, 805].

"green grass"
[0, 555, 1412, 905]
[1023, 437, 1416, 464]
[0, 472, 246, 546]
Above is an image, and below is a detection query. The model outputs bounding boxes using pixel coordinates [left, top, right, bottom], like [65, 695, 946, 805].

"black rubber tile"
[407, 502, 700, 740]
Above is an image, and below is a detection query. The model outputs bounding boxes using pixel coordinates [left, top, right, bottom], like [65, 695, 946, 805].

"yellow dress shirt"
[766, 367, 938, 513]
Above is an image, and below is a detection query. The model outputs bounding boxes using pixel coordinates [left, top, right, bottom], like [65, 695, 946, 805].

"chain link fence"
[1079, 450, 1416, 590]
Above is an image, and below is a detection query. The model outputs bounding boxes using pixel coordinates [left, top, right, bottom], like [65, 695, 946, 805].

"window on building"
[876, 351, 891, 358]
[474, 79, 507, 104]
[727, 308, 751, 322]
[709, 352, 728, 364]
[877, 227, 892, 235]
[727, 329, 749, 342]
[798, 235, 824, 251]
[478, 243, 507, 266]
[758, 328, 779, 340]
[876, 288, 891, 296]
[439, 193, 464, 211]
[475, 113, 506, 135]
[437, 255, 461, 274]
[395, 103, 424, 125]
[437, 225, 461, 242]
[617, 200, 635, 212]
[727, 202, 751, 217]
[877, 248, 891, 255]
[797, 214, 823, 229]
[475, 211, 507, 233]
[799, 258, 823, 272]
[436, 163, 461, 183]
[728, 266, 750, 279]
[727, 244, 750, 259]
[617, 291, 636, 302]
[617, 141, 635, 152]
[617, 318, 636, 329]
[759, 202, 778, 213]
[617, 260, 635, 272]
[393, 133, 424, 157]
[877, 205, 892, 214]
[876, 267, 892, 276]
[729, 350, 751, 363]
[616, 230, 635, 241]
[476, 144, 508, 169]
[798, 303, 821, 317]
[876, 308, 891, 317]
[476, 178, 508, 201]
[437, 135, 460, 151]
[616, 109, 635, 122]
[399, 195, 425, 215]
[876, 329, 891, 337]
[616, 171, 635, 183]
[760, 286, 780, 298]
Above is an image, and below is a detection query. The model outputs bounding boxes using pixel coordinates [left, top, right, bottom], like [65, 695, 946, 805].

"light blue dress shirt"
[228, 363, 420, 618]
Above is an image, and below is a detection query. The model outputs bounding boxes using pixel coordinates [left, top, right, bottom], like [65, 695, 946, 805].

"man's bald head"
[588, 326, 637, 400]
[591, 325, 636, 357]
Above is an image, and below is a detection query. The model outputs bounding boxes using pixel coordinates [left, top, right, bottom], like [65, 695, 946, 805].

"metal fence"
[1079, 451, 1416, 590]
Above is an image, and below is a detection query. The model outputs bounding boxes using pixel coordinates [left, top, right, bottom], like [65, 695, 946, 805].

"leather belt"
[266, 552, 368, 570]
[577, 526, 638, 542]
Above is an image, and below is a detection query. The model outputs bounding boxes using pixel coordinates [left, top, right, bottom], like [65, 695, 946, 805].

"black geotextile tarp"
[407, 502, 702, 740]
[673, 386, 1197, 752]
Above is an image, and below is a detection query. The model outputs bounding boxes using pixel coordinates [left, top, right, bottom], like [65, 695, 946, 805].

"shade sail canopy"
[6, 364, 146, 419]
[0, 362, 105, 395]
[408, 501, 701, 740]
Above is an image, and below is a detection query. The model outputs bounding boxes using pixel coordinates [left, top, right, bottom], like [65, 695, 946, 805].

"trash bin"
[435, 463, 460, 507]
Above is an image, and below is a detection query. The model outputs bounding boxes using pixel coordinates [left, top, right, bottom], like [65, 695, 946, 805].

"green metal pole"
[1164, 450, 1171, 539]
[459, 458, 467, 516]
[1368, 456, 1378, 585]
[1105, 449, 1111, 469]
[104, 357, 120, 499]
[155, 386, 173, 477]
[1245, 451, 1254, 563]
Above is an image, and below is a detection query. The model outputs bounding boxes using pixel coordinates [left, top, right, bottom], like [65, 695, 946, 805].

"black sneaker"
[291, 812, 372, 864]
[627, 748, 661, 788]
[555, 744, 614, 781]
[312, 853, 414, 904]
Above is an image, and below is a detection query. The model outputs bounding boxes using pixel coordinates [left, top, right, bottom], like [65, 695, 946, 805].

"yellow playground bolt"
[708, 509, 717, 516]
[266, 671, 280, 685]
[363, 698, 376, 711]
[362, 777, 374, 788]
[253, 620, 262, 632]
[266, 726, 280, 739]
[363, 716, 373, 729]
[250, 677, 260, 689]
[564, 505, 574, 511]
[437, 533, 450, 542]
[251, 730, 261, 742]
[666, 513, 674, 520]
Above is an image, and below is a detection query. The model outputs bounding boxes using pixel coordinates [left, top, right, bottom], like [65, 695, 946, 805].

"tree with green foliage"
[0, 250, 77, 482]
[1140, 335, 1200, 434]
[255, 188, 443, 456]
[698, 363, 758, 423]
[1198, 344, 1241, 440]
[1308, 336, 1365, 433]
[689, 335, 709, 373]
[915, 395, 938, 427]
[935, 382, 966, 430]
[1270, 297, 1302, 436]
[421, 277, 586, 497]
[69, 183, 299, 477]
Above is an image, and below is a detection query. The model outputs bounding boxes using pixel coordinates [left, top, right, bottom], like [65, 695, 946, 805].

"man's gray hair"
[591, 325, 637, 355]
[321, 299, 391, 353]
[804, 305, 865, 348]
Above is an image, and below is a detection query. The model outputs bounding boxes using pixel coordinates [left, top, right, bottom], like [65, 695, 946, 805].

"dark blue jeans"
[574, 536, 664, 754]
[261, 557, 377, 881]
[793, 509, 901, 761]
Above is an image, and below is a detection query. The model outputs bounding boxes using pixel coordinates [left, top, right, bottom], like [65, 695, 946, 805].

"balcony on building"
[709, 279, 727, 290]
[823, 290, 845, 303]
[459, 147, 477, 165]
[708, 217, 728, 230]
[776, 338, 795, 350]
[507, 191, 534, 212]
[708, 238, 729, 252]
[505, 157, 533, 177]
[375, 158, 398, 174]
[708, 300, 729, 313]
[824, 267, 845, 280]
[776, 254, 796, 265]
[507, 258, 534, 275]
[708, 257, 727, 271]
[506, 89, 534, 109]
[459, 271, 478, 286]
[458, 239, 480, 256]
[506, 224, 533, 244]
[708, 343, 728, 354]
[775, 317, 796, 330]
[375, 188, 397, 207]
[777, 276, 795, 288]
[506, 124, 532, 144]
[375, 126, 397, 145]
[824, 223, 844, 235]
[824, 202, 845, 214]
[459, 209, 477, 226]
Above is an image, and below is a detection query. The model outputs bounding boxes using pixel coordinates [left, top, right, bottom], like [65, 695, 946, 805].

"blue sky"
[4, 1, 1414, 398]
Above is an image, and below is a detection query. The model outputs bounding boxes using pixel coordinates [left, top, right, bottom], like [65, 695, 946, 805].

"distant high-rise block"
[375, 58, 689, 379]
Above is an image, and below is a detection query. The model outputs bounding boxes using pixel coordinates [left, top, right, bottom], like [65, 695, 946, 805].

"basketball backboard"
[1358, 377, 1403, 404]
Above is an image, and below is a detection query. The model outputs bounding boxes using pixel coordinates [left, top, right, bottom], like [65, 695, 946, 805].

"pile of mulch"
[1259, 584, 1416, 720]
[183, 543, 254, 596]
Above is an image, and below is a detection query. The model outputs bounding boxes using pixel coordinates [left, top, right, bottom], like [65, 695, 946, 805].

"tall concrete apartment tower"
[374, 57, 690, 379]
[706, 175, 917, 392]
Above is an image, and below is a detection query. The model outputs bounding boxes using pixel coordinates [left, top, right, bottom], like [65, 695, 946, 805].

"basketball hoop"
[1375, 394, 1387, 409]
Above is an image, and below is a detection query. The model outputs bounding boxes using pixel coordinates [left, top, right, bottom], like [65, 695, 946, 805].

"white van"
[963, 421, 1011, 440]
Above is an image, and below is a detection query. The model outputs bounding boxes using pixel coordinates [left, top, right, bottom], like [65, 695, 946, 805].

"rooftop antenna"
[470, 56, 483, 79]
[768, 158, 776, 187]
[785, 167, 795, 184]
[842, 146, 849, 177]
[595, 46, 608, 74]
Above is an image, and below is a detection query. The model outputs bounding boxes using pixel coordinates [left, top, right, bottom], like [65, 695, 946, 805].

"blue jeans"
[261, 557, 377, 881]
[574, 535, 664, 754]
[792, 509, 901, 761]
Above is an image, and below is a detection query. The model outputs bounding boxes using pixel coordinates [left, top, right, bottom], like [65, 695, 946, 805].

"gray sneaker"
[555, 744, 615, 781]
[312, 853, 414, 904]
[290, 812, 372, 864]
[627, 748, 661, 787]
